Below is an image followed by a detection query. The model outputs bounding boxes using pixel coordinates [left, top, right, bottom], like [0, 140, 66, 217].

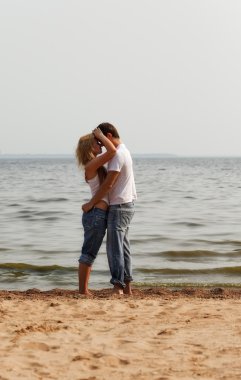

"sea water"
[0, 155, 241, 290]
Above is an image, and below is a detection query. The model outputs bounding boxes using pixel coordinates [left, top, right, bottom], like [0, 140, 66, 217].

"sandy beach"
[1, 287, 241, 380]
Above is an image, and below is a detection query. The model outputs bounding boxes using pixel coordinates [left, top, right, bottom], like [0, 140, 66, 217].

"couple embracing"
[76, 123, 137, 295]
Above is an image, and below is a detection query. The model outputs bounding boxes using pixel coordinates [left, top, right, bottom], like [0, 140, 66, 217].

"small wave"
[220, 240, 241, 247]
[137, 266, 241, 276]
[161, 250, 217, 258]
[172, 222, 204, 227]
[131, 236, 170, 244]
[17, 209, 63, 221]
[32, 198, 68, 203]
[17, 214, 32, 219]
[35, 216, 60, 221]
[32, 249, 80, 255]
[16, 215, 60, 221]
[0, 263, 76, 273]
[193, 239, 241, 247]
[18, 210, 33, 214]
[148, 250, 241, 262]
[34, 211, 63, 216]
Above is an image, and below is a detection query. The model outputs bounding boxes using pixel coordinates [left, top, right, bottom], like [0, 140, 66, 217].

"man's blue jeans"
[107, 202, 135, 288]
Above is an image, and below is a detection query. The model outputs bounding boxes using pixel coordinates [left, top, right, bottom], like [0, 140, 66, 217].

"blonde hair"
[76, 133, 95, 167]
[76, 133, 107, 184]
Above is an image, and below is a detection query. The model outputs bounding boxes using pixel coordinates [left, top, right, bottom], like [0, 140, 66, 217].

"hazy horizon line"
[1, 153, 241, 158]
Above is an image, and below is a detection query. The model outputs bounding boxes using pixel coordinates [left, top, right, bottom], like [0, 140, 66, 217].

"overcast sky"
[0, 1, 241, 156]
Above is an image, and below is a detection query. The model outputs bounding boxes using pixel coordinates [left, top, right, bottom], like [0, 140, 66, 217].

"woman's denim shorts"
[78, 208, 107, 267]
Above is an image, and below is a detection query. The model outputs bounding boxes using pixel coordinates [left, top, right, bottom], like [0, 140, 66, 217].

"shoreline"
[1, 285, 241, 300]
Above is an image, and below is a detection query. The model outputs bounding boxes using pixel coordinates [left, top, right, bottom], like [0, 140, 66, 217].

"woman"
[76, 127, 116, 295]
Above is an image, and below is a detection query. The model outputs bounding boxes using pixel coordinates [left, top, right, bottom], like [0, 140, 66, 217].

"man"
[82, 122, 137, 295]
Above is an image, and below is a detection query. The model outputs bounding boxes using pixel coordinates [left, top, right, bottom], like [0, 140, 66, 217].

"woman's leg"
[78, 263, 92, 295]
[79, 208, 107, 295]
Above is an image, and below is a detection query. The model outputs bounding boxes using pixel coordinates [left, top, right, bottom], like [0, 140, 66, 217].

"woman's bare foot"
[112, 285, 124, 295]
[79, 290, 92, 297]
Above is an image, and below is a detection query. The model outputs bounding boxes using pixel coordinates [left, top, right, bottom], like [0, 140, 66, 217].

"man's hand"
[82, 201, 94, 213]
[93, 127, 104, 141]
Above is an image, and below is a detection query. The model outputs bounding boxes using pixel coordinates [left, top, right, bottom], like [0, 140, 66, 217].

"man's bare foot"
[123, 282, 132, 295]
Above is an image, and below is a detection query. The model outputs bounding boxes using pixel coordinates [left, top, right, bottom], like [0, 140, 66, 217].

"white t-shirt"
[107, 144, 137, 205]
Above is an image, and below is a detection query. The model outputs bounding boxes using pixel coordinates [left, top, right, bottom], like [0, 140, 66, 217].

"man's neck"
[112, 138, 122, 148]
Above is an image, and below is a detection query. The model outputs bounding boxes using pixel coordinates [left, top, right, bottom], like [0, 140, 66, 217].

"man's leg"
[107, 203, 134, 292]
[123, 226, 133, 295]
[123, 203, 135, 294]
[107, 206, 125, 290]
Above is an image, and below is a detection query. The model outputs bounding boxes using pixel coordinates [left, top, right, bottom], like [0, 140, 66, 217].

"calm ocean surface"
[0, 155, 241, 290]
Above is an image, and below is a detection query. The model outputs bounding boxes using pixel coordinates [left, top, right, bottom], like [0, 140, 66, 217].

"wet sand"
[1, 287, 241, 379]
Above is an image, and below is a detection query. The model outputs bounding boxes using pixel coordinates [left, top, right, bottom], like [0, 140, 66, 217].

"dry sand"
[1, 287, 241, 380]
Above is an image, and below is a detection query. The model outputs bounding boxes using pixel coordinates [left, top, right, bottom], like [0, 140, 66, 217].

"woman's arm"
[85, 128, 116, 179]
[93, 127, 116, 154]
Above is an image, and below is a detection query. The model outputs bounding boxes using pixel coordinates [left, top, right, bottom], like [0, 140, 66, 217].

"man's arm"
[82, 171, 119, 212]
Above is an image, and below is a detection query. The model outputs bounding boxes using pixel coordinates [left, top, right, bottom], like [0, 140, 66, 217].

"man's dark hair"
[97, 122, 120, 138]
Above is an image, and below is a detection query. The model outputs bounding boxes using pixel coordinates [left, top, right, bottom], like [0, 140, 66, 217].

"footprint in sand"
[91, 310, 107, 315]
[103, 355, 130, 367]
[72, 353, 91, 361]
[24, 341, 50, 351]
[28, 361, 43, 368]
[73, 351, 131, 368]
[15, 323, 62, 334]
[0, 307, 7, 317]
[117, 338, 135, 345]
[121, 318, 137, 324]
[128, 303, 139, 308]
[157, 329, 175, 336]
